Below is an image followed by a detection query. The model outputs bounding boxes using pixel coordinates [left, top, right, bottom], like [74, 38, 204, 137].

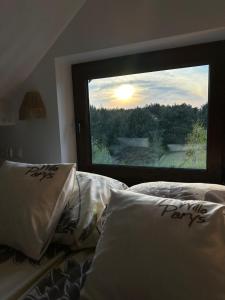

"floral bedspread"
[0, 244, 93, 300]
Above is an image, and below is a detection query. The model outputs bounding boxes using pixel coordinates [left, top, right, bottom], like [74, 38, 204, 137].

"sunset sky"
[88, 65, 208, 109]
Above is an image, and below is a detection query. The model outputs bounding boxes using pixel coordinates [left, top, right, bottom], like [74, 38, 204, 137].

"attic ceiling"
[0, 0, 86, 101]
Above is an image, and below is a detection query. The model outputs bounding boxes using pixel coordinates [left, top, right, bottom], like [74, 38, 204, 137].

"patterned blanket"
[0, 244, 93, 300]
[22, 250, 93, 300]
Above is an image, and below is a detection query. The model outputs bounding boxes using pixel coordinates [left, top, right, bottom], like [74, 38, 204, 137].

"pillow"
[128, 181, 225, 204]
[81, 190, 225, 300]
[0, 160, 76, 260]
[53, 171, 128, 248]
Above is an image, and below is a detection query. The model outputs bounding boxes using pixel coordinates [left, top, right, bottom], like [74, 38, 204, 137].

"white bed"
[1, 161, 225, 300]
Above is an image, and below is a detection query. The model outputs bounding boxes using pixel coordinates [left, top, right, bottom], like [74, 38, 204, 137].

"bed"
[0, 244, 72, 299]
[20, 247, 93, 300]
[1, 161, 225, 300]
[0, 161, 126, 300]
[0, 243, 94, 300]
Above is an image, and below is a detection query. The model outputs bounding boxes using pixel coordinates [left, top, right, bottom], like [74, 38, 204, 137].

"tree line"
[90, 103, 208, 149]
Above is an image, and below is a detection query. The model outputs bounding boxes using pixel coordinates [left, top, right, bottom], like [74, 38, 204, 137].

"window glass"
[88, 65, 209, 169]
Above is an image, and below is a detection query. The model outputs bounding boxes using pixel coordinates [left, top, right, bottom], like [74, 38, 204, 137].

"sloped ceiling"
[0, 0, 86, 101]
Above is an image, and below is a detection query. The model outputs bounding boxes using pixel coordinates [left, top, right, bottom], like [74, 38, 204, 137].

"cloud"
[89, 65, 208, 109]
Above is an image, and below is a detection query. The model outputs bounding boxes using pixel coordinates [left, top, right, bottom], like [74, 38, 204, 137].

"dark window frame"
[72, 41, 225, 186]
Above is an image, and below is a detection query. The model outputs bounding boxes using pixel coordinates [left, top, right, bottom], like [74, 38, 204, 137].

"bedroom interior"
[0, 0, 225, 299]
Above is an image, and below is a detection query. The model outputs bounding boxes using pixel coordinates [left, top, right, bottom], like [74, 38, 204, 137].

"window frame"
[72, 41, 225, 186]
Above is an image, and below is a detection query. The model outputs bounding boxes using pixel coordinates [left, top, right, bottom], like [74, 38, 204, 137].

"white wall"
[1, 0, 225, 163]
[0, 0, 87, 101]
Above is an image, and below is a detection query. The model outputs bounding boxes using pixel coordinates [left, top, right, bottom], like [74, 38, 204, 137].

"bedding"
[128, 181, 225, 204]
[2, 161, 225, 300]
[0, 166, 123, 300]
[0, 243, 93, 300]
[0, 161, 76, 259]
[54, 171, 127, 249]
[81, 189, 225, 300]
[0, 244, 68, 300]
[21, 248, 93, 300]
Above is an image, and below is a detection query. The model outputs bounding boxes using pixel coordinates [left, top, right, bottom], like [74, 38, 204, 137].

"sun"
[115, 84, 134, 100]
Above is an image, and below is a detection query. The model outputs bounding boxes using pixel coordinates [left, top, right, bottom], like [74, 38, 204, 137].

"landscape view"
[88, 65, 208, 169]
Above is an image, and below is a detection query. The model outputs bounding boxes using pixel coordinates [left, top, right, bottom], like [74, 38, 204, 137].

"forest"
[90, 103, 208, 169]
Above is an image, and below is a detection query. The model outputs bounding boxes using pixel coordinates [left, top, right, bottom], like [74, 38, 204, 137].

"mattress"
[0, 244, 93, 300]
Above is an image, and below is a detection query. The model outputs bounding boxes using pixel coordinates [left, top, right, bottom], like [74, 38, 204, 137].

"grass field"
[158, 150, 206, 169]
[92, 141, 207, 169]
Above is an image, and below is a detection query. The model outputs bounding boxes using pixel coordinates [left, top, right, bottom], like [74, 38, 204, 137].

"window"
[72, 41, 225, 185]
[89, 66, 208, 169]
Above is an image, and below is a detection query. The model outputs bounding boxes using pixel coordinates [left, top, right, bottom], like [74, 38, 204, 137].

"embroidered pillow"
[128, 181, 225, 204]
[81, 190, 225, 300]
[0, 160, 76, 260]
[53, 171, 127, 248]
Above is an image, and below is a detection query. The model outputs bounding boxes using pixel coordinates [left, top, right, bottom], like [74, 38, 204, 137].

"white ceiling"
[0, 0, 86, 101]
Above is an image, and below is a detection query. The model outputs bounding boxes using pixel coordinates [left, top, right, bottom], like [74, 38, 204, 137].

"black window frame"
[72, 41, 225, 186]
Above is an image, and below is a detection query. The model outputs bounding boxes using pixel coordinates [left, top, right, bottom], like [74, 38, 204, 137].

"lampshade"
[19, 91, 46, 120]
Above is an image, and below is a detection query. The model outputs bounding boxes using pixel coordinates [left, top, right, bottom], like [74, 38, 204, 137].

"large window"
[72, 42, 225, 185]
[89, 66, 208, 169]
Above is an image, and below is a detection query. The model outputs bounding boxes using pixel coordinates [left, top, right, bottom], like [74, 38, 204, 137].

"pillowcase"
[81, 190, 225, 300]
[53, 171, 128, 248]
[0, 160, 76, 260]
[128, 181, 225, 204]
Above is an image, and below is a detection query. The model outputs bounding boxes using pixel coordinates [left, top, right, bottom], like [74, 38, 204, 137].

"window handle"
[78, 122, 81, 134]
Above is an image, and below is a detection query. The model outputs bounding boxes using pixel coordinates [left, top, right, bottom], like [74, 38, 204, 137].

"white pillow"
[0, 160, 76, 260]
[81, 190, 225, 300]
[128, 181, 225, 204]
[54, 171, 128, 248]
